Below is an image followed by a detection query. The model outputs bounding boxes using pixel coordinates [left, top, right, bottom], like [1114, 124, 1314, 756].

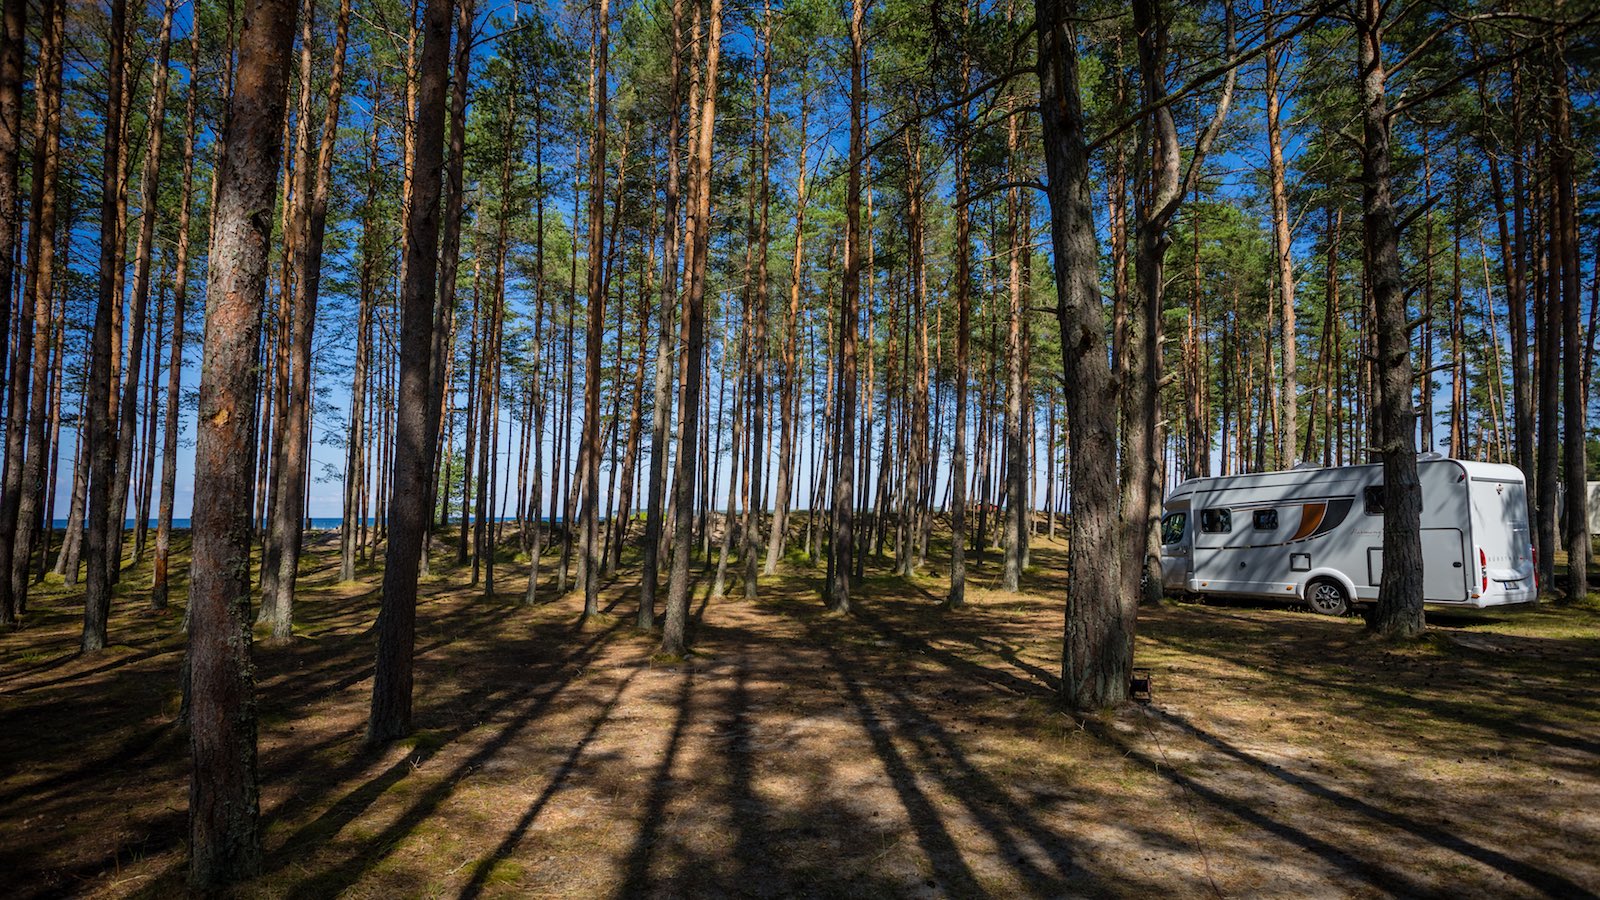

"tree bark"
[1037, 0, 1126, 707]
[4, 0, 60, 619]
[369, 0, 452, 744]
[827, 0, 864, 613]
[578, 0, 610, 618]
[661, 0, 722, 657]
[186, 0, 301, 882]
[640, 0, 685, 624]
[80, 0, 128, 652]
[259, 0, 352, 637]
[1265, 0, 1297, 464]
[763, 79, 807, 576]
[152, 20, 199, 609]
[741, 0, 773, 598]
[1355, 0, 1424, 639]
[1551, 38, 1587, 599]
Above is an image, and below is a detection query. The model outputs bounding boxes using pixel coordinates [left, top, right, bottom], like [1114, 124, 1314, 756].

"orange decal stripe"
[1290, 502, 1326, 541]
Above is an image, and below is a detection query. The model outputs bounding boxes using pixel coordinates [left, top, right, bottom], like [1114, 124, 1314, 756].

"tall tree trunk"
[425, 0, 476, 576]
[0, 0, 21, 414]
[369, 0, 452, 744]
[341, 85, 383, 582]
[577, 0, 610, 618]
[259, 0, 352, 638]
[661, 0, 723, 657]
[1002, 87, 1025, 593]
[1355, 0, 1424, 638]
[80, 0, 128, 652]
[639, 0, 685, 624]
[523, 59, 549, 605]
[826, 0, 864, 612]
[4, 0, 60, 619]
[1551, 40, 1587, 599]
[1038, 0, 1125, 708]
[0, 0, 24, 625]
[948, 27, 972, 608]
[763, 78, 806, 576]
[1265, 0, 1297, 464]
[152, 17, 200, 609]
[1128, 0, 1232, 609]
[109, 0, 179, 586]
[186, 0, 300, 881]
[741, 0, 773, 598]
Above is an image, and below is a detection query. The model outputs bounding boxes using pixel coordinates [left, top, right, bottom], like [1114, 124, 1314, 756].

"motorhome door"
[1421, 528, 1468, 601]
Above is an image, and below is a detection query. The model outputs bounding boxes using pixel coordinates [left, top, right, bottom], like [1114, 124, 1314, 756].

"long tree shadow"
[1112, 708, 1598, 898]
[615, 665, 696, 897]
[459, 663, 644, 899]
[1139, 624, 1600, 766]
[816, 623, 1091, 894]
[273, 614, 633, 896]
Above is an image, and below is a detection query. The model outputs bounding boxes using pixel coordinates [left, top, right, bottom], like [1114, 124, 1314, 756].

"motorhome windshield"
[1161, 512, 1187, 545]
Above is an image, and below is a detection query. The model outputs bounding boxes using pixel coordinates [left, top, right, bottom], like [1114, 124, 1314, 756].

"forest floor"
[1, 527, 1598, 899]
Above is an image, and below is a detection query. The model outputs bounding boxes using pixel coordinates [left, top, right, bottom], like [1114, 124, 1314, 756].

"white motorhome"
[1158, 457, 1538, 616]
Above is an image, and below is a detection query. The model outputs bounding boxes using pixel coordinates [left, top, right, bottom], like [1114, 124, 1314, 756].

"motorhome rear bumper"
[1428, 587, 1539, 609]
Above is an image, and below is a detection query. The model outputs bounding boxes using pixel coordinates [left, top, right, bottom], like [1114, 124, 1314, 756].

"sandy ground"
[1, 531, 1597, 898]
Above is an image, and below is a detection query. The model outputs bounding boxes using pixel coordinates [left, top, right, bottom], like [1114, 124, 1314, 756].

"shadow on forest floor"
[1, 525, 1599, 898]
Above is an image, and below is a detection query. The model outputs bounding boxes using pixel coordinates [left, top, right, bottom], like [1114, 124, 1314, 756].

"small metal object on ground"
[1130, 669, 1152, 704]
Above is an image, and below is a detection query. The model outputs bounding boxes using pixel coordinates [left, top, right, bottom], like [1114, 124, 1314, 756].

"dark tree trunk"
[1551, 42, 1587, 599]
[260, 0, 351, 638]
[80, 0, 128, 652]
[640, 0, 684, 625]
[827, 0, 864, 613]
[578, 0, 610, 619]
[186, 0, 301, 883]
[1037, 0, 1126, 708]
[1355, 0, 1424, 639]
[4, 0, 60, 619]
[369, 0, 452, 744]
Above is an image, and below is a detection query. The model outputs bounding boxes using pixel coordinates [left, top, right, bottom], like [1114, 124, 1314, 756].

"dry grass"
[1, 528, 1597, 898]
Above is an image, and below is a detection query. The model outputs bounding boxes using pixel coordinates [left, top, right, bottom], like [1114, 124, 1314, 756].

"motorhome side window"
[1161, 512, 1186, 545]
[1253, 509, 1279, 530]
[1200, 508, 1231, 533]
[1363, 486, 1385, 515]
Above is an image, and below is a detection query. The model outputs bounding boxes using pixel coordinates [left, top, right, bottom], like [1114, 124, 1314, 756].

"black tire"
[1306, 578, 1350, 617]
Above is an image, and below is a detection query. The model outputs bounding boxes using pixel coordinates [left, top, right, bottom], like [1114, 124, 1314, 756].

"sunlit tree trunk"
[152, 20, 201, 609]
[763, 79, 806, 576]
[661, 0, 723, 657]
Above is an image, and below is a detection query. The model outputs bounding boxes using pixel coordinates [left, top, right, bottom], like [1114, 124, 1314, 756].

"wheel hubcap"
[1312, 585, 1343, 613]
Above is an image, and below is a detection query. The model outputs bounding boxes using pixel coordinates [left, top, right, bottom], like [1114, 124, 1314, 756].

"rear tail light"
[1533, 548, 1539, 591]
[1480, 548, 1488, 593]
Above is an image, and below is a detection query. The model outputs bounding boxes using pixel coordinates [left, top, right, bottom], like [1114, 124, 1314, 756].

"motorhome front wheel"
[1307, 579, 1351, 617]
